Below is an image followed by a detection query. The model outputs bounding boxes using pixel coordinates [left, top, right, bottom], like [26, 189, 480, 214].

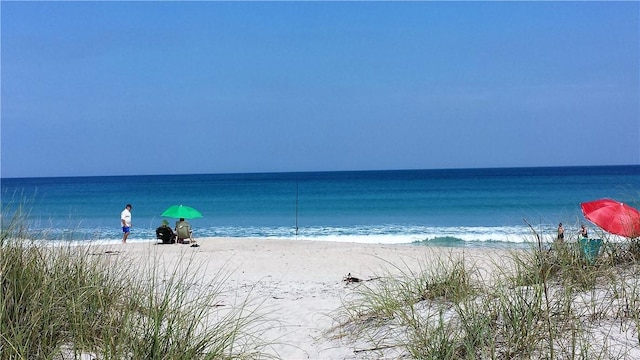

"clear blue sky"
[2, 1, 639, 178]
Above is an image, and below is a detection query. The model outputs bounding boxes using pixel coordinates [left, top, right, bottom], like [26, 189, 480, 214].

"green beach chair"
[579, 238, 602, 264]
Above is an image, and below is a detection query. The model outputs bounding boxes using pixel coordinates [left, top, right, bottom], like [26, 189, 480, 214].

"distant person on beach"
[175, 218, 192, 244]
[580, 224, 588, 239]
[156, 219, 176, 244]
[121, 204, 132, 243]
[557, 223, 565, 242]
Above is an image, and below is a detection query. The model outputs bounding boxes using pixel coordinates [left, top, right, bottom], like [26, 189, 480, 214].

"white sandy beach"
[97, 238, 515, 359]
[80, 237, 640, 359]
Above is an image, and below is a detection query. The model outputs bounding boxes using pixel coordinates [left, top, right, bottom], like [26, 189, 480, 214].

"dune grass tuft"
[331, 232, 640, 359]
[1, 205, 271, 359]
[330, 252, 481, 357]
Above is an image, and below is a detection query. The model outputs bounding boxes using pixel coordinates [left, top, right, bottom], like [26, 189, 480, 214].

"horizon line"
[2, 163, 639, 180]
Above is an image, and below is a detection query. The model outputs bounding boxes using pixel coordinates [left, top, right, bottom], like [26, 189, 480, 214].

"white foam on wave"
[36, 223, 591, 246]
[207, 225, 546, 244]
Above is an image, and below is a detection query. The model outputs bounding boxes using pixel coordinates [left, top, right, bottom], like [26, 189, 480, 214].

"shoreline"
[33, 225, 559, 246]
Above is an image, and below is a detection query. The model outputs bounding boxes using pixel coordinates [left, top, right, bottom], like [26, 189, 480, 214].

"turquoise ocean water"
[2, 166, 639, 247]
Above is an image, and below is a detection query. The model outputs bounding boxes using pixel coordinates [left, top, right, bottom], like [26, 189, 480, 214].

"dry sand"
[90, 238, 640, 359]
[101, 238, 513, 359]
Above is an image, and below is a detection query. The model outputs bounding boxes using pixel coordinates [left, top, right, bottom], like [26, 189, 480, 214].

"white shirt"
[121, 208, 131, 227]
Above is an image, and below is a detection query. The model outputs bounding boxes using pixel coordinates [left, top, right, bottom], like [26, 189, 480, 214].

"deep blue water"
[2, 166, 639, 247]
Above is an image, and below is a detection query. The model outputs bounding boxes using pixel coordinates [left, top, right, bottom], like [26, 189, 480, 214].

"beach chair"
[579, 238, 602, 264]
[176, 222, 194, 244]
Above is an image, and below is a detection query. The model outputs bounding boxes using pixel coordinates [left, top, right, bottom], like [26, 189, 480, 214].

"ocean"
[2, 166, 639, 247]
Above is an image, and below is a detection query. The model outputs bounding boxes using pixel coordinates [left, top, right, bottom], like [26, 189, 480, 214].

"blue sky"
[2, 1, 639, 178]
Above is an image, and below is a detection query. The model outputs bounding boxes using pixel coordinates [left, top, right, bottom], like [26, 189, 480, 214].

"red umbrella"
[580, 199, 640, 238]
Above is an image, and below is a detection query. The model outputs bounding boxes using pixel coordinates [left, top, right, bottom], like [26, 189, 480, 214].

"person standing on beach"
[121, 204, 132, 243]
[579, 224, 588, 239]
[557, 223, 565, 243]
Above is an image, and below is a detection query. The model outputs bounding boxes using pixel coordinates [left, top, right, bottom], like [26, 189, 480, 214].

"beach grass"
[331, 234, 640, 359]
[0, 208, 271, 359]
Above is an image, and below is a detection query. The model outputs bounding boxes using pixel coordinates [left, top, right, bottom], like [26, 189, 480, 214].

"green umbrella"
[161, 205, 203, 219]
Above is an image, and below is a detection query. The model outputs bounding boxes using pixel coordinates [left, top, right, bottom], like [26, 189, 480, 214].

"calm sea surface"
[2, 166, 639, 247]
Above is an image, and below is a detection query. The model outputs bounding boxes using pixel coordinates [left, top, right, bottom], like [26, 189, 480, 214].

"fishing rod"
[295, 178, 299, 240]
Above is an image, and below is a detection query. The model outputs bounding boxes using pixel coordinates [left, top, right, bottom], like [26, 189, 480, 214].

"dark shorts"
[122, 226, 130, 233]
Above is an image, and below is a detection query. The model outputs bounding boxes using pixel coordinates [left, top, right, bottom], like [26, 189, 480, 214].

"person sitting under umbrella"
[156, 219, 176, 244]
[175, 218, 194, 244]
